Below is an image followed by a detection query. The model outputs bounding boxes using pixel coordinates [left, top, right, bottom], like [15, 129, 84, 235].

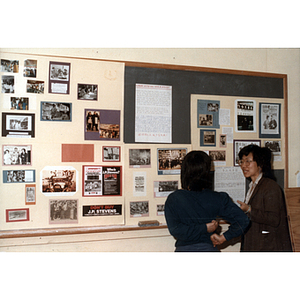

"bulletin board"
[0, 52, 288, 240]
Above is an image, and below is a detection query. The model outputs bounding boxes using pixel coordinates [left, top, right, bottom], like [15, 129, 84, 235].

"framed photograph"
[85, 109, 120, 141]
[25, 184, 36, 205]
[23, 59, 37, 77]
[83, 165, 122, 197]
[233, 139, 261, 166]
[6, 208, 29, 222]
[26, 79, 44, 94]
[130, 201, 149, 218]
[49, 199, 78, 224]
[197, 99, 220, 128]
[259, 103, 281, 138]
[103, 146, 121, 162]
[2, 112, 35, 138]
[49, 61, 71, 94]
[41, 101, 72, 121]
[129, 149, 151, 168]
[3, 170, 35, 183]
[3, 145, 32, 166]
[153, 180, 178, 197]
[2, 75, 14, 93]
[200, 129, 216, 147]
[10, 97, 29, 110]
[41, 166, 77, 196]
[157, 148, 187, 175]
[219, 134, 227, 147]
[1, 59, 19, 73]
[78, 84, 98, 100]
[235, 99, 256, 132]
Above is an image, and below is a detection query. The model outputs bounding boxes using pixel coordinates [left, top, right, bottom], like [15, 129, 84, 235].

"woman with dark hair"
[234, 144, 291, 251]
[164, 150, 249, 252]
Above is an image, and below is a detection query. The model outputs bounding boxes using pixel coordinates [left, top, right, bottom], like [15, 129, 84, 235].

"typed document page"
[135, 83, 172, 143]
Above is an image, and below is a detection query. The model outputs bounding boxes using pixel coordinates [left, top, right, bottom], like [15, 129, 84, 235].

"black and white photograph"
[2, 75, 14, 93]
[199, 114, 213, 126]
[233, 140, 261, 166]
[157, 148, 187, 175]
[1, 59, 19, 73]
[264, 140, 281, 156]
[209, 150, 226, 162]
[2, 112, 35, 138]
[220, 134, 227, 147]
[6, 208, 29, 223]
[129, 149, 151, 168]
[235, 99, 256, 132]
[41, 101, 72, 121]
[49, 199, 78, 224]
[130, 201, 149, 217]
[3, 169, 35, 183]
[49, 61, 71, 94]
[41, 167, 77, 195]
[78, 84, 98, 100]
[200, 130, 216, 146]
[26, 79, 44, 94]
[23, 59, 37, 77]
[3, 145, 31, 166]
[154, 180, 178, 197]
[259, 103, 281, 138]
[10, 97, 29, 110]
[25, 184, 36, 205]
[157, 204, 165, 216]
[103, 146, 120, 162]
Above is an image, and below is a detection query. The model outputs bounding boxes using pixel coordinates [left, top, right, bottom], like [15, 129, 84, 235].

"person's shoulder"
[260, 177, 282, 192]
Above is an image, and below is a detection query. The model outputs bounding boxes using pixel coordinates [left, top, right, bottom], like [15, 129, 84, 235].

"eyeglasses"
[238, 159, 254, 166]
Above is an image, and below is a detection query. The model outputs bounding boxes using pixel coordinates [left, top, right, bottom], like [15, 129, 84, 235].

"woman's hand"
[237, 200, 250, 213]
[210, 233, 226, 246]
[206, 220, 219, 233]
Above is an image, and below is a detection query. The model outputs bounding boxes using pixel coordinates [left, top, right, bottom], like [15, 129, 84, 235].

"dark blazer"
[242, 177, 292, 251]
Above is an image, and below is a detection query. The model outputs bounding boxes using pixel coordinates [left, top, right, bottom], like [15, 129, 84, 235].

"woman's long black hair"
[181, 150, 212, 191]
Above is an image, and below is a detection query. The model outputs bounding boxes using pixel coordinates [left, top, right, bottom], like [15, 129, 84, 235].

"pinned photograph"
[26, 79, 44, 94]
[41, 167, 77, 196]
[157, 148, 187, 175]
[129, 149, 151, 168]
[49, 199, 78, 224]
[2, 75, 14, 93]
[130, 201, 149, 217]
[49, 61, 71, 94]
[10, 97, 29, 110]
[78, 84, 98, 100]
[3, 145, 31, 166]
[259, 103, 281, 138]
[41, 102, 72, 121]
[1, 59, 19, 73]
[23, 59, 37, 77]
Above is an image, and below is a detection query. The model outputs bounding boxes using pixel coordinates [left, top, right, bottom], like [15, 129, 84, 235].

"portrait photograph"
[259, 103, 281, 138]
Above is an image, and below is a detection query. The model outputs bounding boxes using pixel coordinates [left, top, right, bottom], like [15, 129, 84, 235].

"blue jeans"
[175, 242, 220, 252]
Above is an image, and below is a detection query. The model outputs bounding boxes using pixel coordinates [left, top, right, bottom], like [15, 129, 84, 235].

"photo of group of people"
[49, 200, 78, 224]
[3, 145, 31, 165]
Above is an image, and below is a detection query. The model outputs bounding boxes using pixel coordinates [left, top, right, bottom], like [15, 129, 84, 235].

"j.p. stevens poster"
[82, 204, 122, 216]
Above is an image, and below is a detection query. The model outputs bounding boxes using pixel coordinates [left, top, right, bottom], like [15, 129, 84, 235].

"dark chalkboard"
[124, 66, 284, 144]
